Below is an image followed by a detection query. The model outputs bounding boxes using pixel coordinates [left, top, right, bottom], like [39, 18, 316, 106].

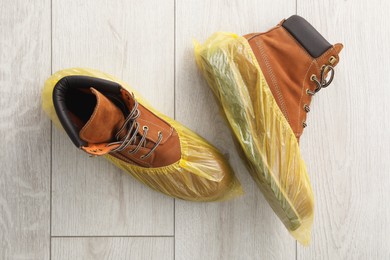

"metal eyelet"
[302, 121, 307, 128]
[304, 104, 310, 112]
[143, 126, 148, 131]
[306, 88, 315, 96]
[329, 56, 337, 65]
[310, 74, 317, 81]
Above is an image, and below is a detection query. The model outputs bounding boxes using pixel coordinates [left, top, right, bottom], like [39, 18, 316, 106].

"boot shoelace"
[303, 63, 335, 128]
[107, 96, 163, 159]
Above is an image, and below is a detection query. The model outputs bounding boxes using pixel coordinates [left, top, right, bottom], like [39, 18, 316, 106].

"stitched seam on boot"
[245, 25, 281, 41]
[254, 37, 290, 124]
[114, 151, 152, 167]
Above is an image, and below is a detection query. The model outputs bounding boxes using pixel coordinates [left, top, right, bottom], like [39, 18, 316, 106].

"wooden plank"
[298, 0, 390, 258]
[0, 0, 51, 259]
[51, 0, 174, 236]
[52, 237, 173, 260]
[175, 1, 297, 259]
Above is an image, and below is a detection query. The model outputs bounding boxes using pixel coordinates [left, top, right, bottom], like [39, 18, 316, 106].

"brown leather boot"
[244, 15, 343, 141]
[43, 68, 242, 202]
[195, 15, 342, 244]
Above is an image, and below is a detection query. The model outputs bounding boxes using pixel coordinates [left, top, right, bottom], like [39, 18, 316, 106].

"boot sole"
[194, 32, 314, 245]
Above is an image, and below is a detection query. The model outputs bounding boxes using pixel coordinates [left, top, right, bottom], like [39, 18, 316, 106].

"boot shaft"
[245, 15, 343, 140]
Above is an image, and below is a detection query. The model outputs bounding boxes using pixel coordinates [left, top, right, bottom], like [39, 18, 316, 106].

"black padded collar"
[52, 75, 122, 148]
[282, 15, 332, 58]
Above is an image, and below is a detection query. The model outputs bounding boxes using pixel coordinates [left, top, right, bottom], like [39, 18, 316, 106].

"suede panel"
[79, 88, 125, 143]
[244, 25, 342, 141]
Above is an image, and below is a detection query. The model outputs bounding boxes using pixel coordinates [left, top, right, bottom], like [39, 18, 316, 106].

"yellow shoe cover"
[42, 68, 243, 202]
[195, 32, 314, 244]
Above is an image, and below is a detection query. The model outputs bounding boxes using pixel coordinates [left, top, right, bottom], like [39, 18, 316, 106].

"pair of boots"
[42, 15, 342, 245]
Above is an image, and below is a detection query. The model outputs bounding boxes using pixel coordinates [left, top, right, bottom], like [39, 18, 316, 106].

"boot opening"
[53, 75, 125, 147]
[65, 88, 96, 127]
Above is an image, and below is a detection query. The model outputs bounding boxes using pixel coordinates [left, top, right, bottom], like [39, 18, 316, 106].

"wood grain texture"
[0, 0, 51, 259]
[175, 1, 297, 259]
[2, 0, 390, 258]
[298, 0, 390, 259]
[51, 0, 174, 236]
[51, 237, 173, 260]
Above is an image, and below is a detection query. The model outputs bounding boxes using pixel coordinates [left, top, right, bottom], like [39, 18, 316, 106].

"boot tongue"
[79, 88, 125, 144]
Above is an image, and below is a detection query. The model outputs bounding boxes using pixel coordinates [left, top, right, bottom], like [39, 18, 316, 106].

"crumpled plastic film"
[194, 32, 314, 244]
[42, 68, 243, 202]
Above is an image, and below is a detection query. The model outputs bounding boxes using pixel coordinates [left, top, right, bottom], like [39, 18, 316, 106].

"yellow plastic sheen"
[42, 68, 243, 202]
[194, 32, 314, 245]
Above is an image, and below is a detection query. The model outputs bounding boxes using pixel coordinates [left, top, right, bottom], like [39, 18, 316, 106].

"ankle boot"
[195, 15, 343, 244]
[42, 68, 242, 202]
[244, 15, 343, 141]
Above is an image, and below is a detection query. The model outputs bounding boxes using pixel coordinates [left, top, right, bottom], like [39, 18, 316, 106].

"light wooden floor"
[1, 0, 389, 259]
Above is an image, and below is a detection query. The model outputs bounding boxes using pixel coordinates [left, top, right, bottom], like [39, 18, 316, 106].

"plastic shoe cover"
[42, 68, 243, 202]
[195, 32, 314, 244]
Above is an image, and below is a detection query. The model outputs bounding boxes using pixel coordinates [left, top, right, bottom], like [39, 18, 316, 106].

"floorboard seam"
[51, 235, 175, 238]
[295, 1, 298, 259]
[173, 1, 177, 260]
[49, 0, 53, 259]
